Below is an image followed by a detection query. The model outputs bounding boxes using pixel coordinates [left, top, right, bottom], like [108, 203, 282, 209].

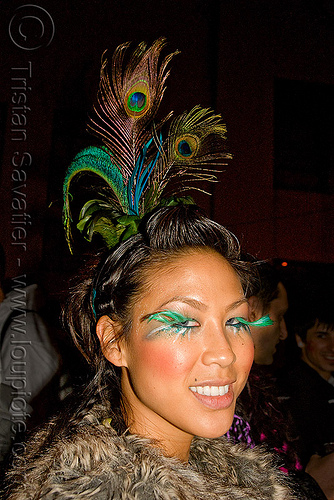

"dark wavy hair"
[62, 204, 256, 425]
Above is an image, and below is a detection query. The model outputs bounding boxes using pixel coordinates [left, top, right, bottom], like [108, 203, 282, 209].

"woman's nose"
[201, 327, 236, 367]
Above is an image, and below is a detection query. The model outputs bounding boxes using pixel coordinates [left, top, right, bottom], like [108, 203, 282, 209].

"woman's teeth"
[189, 385, 229, 396]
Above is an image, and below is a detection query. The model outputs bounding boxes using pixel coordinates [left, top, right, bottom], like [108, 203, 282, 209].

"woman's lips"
[189, 384, 234, 409]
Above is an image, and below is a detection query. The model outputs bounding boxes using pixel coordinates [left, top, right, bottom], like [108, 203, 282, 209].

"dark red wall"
[1, 0, 333, 289]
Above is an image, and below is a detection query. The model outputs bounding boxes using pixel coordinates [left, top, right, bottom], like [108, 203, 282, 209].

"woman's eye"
[162, 318, 199, 337]
[226, 318, 251, 334]
[146, 311, 199, 340]
[173, 319, 198, 329]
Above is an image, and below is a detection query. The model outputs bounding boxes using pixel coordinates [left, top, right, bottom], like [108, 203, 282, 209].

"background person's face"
[299, 321, 334, 380]
[118, 249, 254, 447]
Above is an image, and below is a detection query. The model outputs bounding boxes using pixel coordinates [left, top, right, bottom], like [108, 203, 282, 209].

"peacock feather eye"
[175, 134, 199, 159]
[124, 80, 150, 117]
[178, 140, 191, 156]
[128, 92, 146, 112]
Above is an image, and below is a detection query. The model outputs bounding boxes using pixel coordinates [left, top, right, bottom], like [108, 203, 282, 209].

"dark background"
[1, 0, 333, 302]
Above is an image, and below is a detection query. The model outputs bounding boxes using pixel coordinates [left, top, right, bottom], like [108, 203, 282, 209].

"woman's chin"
[193, 419, 234, 439]
[195, 430, 230, 439]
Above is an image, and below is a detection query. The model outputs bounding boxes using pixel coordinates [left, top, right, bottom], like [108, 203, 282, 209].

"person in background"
[231, 262, 302, 470]
[277, 297, 334, 499]
[247, 261, 288, 366]
[0, 243, 60, 466]
[229, 261, 332, 499]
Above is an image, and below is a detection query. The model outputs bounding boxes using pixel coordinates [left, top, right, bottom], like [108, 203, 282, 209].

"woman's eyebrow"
[225, 298, 248, 314]
[160, 296, 207, 310]
[140, 297, 207, 323]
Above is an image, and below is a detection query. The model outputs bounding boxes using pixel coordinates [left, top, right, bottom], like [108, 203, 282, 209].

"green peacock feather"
[63, 145, 128, 249]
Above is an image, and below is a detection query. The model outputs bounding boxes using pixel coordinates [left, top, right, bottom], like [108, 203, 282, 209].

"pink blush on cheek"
[140, 343, 192, 378]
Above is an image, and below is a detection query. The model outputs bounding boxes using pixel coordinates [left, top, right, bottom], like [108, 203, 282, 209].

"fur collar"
[3, 403, 297, 499]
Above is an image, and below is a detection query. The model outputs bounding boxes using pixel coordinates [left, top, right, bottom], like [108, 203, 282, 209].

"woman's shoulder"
[3, 406, 297, 500]
[2, 401, 116, 499]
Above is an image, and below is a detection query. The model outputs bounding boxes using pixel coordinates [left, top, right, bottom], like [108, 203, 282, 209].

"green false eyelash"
[146, 310, 196, 340]
[235, 315, 274, 327]
[147, 310, 192, 324]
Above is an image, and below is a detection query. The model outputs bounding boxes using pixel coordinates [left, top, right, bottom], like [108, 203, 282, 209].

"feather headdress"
[63, 37, 231, 251]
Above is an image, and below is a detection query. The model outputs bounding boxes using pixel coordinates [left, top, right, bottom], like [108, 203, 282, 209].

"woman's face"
[101, 248, 254, 448]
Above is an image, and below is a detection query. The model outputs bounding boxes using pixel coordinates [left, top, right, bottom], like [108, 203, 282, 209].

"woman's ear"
[96, 315, 127, 367]
[248, 296, 262, 322]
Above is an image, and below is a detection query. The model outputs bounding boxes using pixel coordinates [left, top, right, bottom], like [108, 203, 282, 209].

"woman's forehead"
[141, 247, 232, 280]
[137, 248, 244, 308]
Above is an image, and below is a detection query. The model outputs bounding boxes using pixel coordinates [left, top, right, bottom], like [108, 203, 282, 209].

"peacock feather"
[63, 38, 231, 251]
[87, 37, 175, 180]
[143, 106, 232, 211]
[63, 145, 128, 247]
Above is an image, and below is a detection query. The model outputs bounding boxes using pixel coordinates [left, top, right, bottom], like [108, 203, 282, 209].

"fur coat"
[2, 402, 301, 500]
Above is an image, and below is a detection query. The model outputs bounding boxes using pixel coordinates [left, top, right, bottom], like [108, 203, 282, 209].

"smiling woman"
[3, 38, 298, 499]
[96, 247, 254, 459]
[3, 206, 296, 499]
